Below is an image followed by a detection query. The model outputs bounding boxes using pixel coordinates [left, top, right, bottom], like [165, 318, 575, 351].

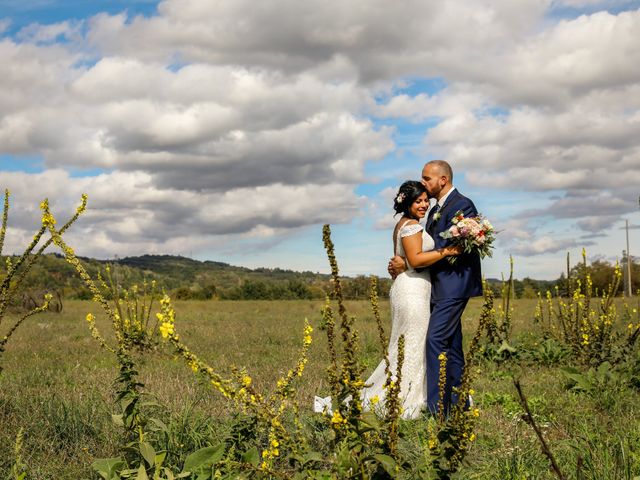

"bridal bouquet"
[439, 210, 496, 264]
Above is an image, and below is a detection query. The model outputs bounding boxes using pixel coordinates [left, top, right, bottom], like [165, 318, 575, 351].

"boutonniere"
[433, 212, 441, 221]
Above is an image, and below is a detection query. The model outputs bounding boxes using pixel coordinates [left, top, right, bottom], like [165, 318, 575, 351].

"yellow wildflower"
[159, 321, 174, 338]
[370, 395, 380, 405]
[331, 411, 346, 425]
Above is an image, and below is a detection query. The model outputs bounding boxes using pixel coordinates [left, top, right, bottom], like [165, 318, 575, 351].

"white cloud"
[510, 236, 588, 256]
[0, 169, 367, 257]
[1, 0, 639, 266]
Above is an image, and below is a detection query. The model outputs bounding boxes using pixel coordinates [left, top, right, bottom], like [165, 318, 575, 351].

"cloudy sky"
[1, 0, 639, 280]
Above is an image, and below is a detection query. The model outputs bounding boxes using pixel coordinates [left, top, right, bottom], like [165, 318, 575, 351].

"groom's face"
[421, 164, 446, 199]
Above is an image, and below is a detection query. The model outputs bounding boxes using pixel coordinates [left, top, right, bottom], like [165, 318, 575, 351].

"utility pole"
[626, 219, 632, 297]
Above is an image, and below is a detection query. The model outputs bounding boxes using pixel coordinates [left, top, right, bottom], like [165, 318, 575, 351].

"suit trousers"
[426, 297, 469, 414]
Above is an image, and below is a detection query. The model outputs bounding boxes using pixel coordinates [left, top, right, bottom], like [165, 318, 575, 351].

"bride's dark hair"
[393, 180, 427, 217]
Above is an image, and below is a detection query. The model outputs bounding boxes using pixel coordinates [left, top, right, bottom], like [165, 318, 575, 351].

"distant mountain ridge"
[6, 253, 353, 301]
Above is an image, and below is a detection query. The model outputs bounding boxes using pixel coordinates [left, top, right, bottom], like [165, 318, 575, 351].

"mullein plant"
[477, 261, 517, 362]
[535, 249, 630, 366]
[320, 225, 406, 477]
[10, 427, 27, 480]
[0, 190, 85, 373]
[426, 289, 492, 479]
[321, 224, 366, 424]
[487, 256, 514, 346]
[368, 275, 404, 457]
[41, 198, 173, 478]
[100, 265, 161, 351]
[157, 291, 316, 476]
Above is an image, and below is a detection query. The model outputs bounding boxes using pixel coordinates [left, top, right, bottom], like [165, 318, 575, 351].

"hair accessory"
[396, 193, 405, 203]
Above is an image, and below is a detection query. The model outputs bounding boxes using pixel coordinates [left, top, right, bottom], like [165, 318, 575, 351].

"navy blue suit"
[425, 189, 482, 414]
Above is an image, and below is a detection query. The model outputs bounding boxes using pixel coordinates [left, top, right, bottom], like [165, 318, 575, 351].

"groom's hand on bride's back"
[388, 255, 407, 278]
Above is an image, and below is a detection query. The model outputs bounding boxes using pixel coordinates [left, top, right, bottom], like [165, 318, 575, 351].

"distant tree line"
[2, 253, 638, 303]
[171, 276, 392, 301]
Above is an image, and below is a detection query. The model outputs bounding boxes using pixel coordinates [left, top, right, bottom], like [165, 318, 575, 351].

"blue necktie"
[428, 204, 440, 231]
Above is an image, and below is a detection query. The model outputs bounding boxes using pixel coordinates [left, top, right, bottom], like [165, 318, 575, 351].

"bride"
[315, 181, 461, 419]
[362, 180, 461, 419]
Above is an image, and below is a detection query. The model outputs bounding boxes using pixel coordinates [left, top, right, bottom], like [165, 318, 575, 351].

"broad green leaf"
[303, 451, 324, 464]
[136, 464, 149, 480]
[111, 414, 124, 427]
[182, 443, 225, 472]
[242, 446, 259, 466]
[92, 457, 125, 480]
[162, 467, 175, 480]
[374, 454, 397, 475]
[149, 418, 168, 432]
[497, 339, 517, 355]
[155, 450, 167, 467]
[140, 442, 156, 467]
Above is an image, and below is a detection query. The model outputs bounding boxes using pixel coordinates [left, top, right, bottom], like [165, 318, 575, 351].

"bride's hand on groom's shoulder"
[388, 256, 406, 278]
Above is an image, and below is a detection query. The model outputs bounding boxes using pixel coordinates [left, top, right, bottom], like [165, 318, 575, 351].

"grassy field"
[1, 297, 639, 478]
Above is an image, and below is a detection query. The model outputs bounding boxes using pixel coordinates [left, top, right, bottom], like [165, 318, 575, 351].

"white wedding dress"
[314, 222, 433, 420]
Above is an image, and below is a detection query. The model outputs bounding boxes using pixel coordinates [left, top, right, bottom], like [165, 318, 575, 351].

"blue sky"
[1, 0, 639, 280]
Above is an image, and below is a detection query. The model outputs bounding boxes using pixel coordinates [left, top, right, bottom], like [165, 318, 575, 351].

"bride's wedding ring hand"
[445, 246, 464, 256]
[388, 255, 407, 278]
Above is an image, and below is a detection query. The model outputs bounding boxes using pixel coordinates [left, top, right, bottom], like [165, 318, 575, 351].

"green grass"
[1, 298, 639, 478]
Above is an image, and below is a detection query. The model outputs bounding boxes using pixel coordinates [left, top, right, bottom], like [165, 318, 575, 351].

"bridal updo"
[393, 180, 427, 217]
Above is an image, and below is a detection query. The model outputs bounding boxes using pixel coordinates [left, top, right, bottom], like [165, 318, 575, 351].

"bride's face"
[409, 192, 429, 219]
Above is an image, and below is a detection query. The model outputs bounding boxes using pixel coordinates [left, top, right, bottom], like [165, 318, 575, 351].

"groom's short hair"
[426, 160, 453, 182]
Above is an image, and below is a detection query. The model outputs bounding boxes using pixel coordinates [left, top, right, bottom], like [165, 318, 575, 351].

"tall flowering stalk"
[102, 266, 160, 351]
[428, 290, 492, 478]
[41, 198, 161, 473]
[369, 276, 404, 455]
[370, 276, 391, 382]
[535, 249, 625, 365]
[157, 292, 314, 474]
[318, 224, 412, 479]
[322, 225, 365, 425]
[1, 191, 85, 373]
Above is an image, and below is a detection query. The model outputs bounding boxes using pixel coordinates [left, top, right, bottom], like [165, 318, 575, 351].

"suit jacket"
[426, 189, 483, 300]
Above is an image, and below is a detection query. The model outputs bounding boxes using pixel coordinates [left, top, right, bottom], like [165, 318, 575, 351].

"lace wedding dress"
[314, 222, 433, 420]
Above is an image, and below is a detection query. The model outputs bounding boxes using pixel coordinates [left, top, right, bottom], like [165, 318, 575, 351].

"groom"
[389, 160, 482, 414]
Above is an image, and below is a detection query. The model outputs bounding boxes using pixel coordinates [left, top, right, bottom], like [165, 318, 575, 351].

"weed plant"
[533, 249, 637, 366]
[1, 191, 85, 371]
